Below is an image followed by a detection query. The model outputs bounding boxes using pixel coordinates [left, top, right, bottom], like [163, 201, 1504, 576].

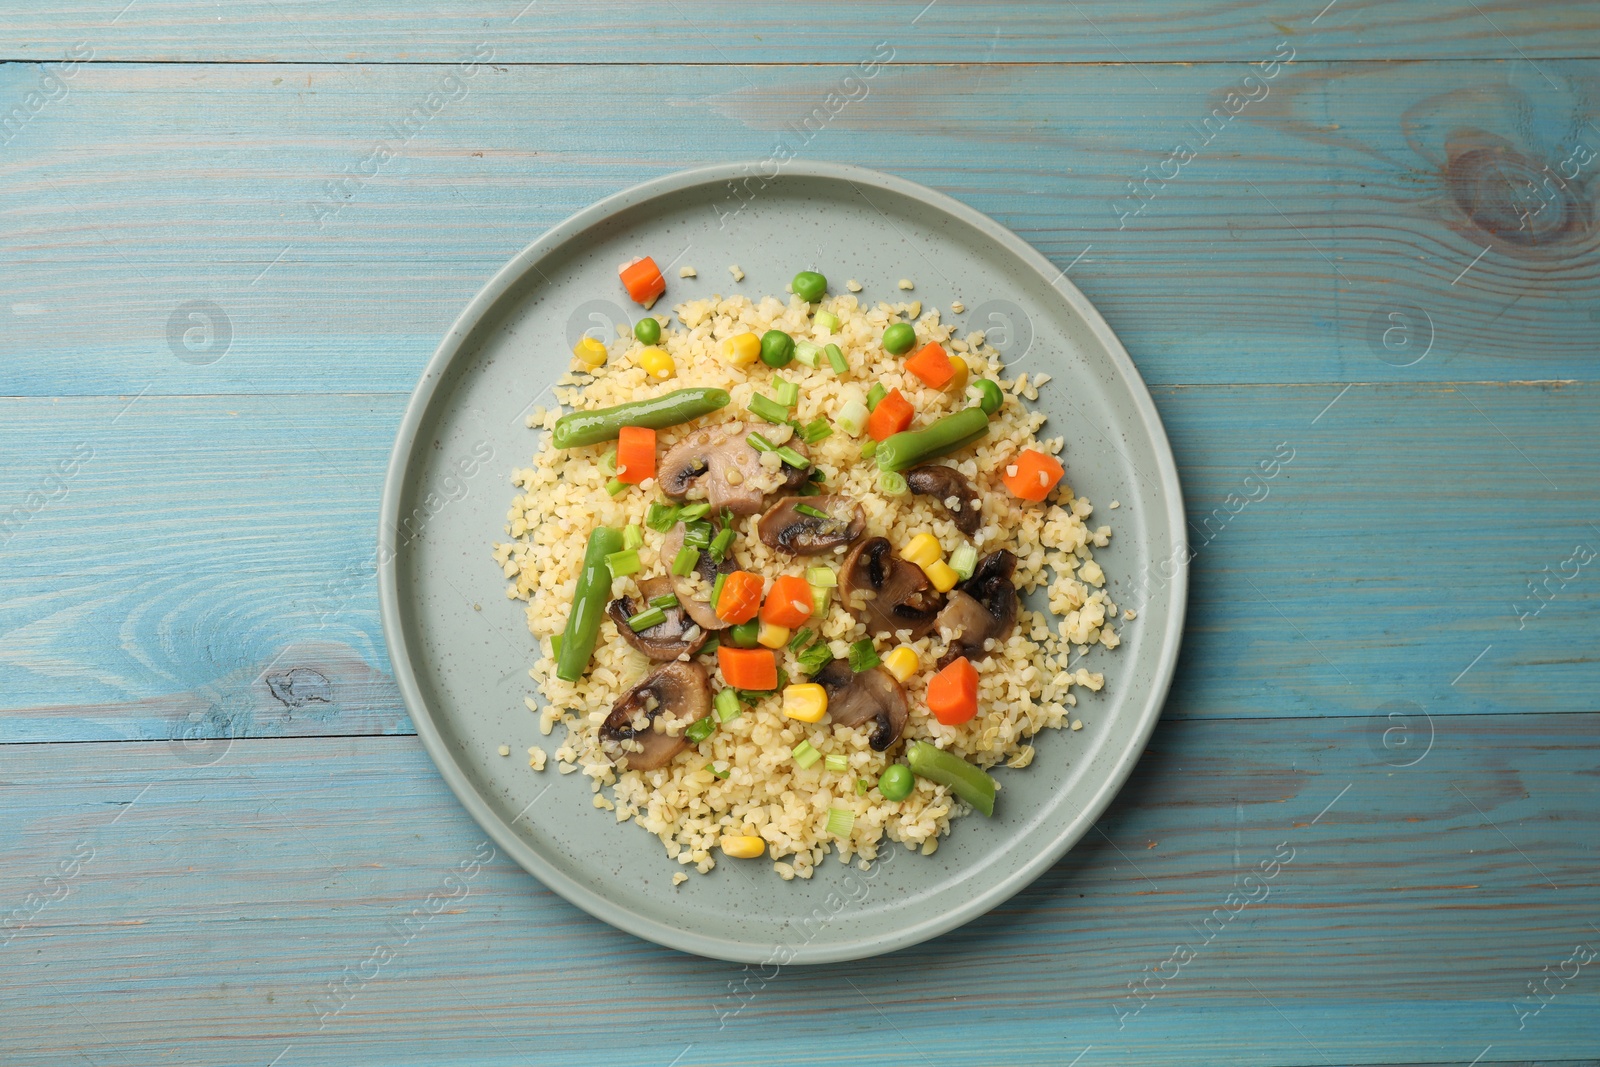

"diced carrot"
[1001, 448, 1065, 503]
[759, 575, 814, 628]
[866, 388, 914, 441]
[904, 342, 955, 389]
[619, 256, 666, 305]
[717, 646, 778, 691]
[715, 570, 764, 624]
[926, 656, 980, 725]
[615, 425, 656, 485]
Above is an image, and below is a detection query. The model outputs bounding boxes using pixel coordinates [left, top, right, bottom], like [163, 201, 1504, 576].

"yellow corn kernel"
[719, 331, 761, 367]
[638, 346, 676, 380]
[719, 835, 766, 859]
[782, 683, 829, 723]
[757, 620, 790, 650]
[900, 532, 943, 569]
[882, 646, 919, 684]
[943, 354, 969, 393]
[573, 336, 608, 367]
[924, 559, 960, 593]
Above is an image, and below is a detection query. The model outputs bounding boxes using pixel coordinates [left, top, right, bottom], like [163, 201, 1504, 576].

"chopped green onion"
[792, 740, 822, 769]
[628, 606, 667, 631]
[685, 716, 717, 744]
[826, 343, 849, 375]
[677, 502, 712, 522]
[848, 638, 881, 672]
[797, 640, 834, 675]
[599, 448, 618, 475]
[605, 549, 641, 577]
[793, 340, 823, 368]
[836, 398, 869, 437]
[747, 431, 777, 453]
[811, 584, 832, 616]
[720, 507, 735, 527]
[824, 754, 848, 773]
[808, 468, 826, 484]
[711, 571, 728, 607]
[788, 627, 814, 651]
[683, 520, 713, 548]
[801, 418, 833, 445]
[747, 393, 790, 424]
[776, 668, 790, 690]
[878, 469, 908, 495]
[806, 566, 837, 588]
[622, 524, 644, 551]
[671, 546, 700, 577]
[815, 308, 842, 333]
[797, 482, 822, 498]
[776, 446, 811, 469]
[773, 376, 800, 408]
[824, 806, 855, 837]
[645, 502, 680, 532]
[701, 635, 720, 655]
[549, 633, 563, 658]
[859, 439, 878, 460]
[735, 688, 763, 705]
[704, 762, 731, 780]
[794, 503, 829, 520]
[856, 778, 870, 796]
[709, 526, 735, 563]
[649, 593, 679, 609]
[605, 477, 629, 497]
[714, 688, 742, 722]
[866, 382, 887, 411]
[949, 542, 978, 581]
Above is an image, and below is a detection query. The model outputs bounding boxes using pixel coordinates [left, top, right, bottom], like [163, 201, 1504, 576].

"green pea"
[729, 620, 761, 649]
[634, 317, 661, 345]
[792, 271, 827, 303]
[882, 322, 916, 355]
[878, 764, 914, 802]
[969, 378, 1004, 416]
[760, 329, 795, 368]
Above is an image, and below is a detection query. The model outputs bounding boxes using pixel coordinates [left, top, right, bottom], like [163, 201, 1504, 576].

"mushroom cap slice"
[813, 659, 910, 751]
[934, 549, 1019, 666]
[905, 464, 982, 535]
[840, 536, 945, 639]
[662, 522, 738, 631]
[606, 576, 707, 661]
[757, 494, 866, 555]
[657, 423, 808, 515]
[599, 661, 712, 771]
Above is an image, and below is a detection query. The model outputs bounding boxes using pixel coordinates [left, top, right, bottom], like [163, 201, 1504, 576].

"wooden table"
[3, 3, 1596, 1063]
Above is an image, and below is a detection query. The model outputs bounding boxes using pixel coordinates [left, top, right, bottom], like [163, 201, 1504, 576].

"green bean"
[551, 387, 730, 449]
[556, 525, 624, 681]
[881, 322, 916, 355]
[760, 329, 795, 368]
[792, 271, 827, 302]
[874, 407, 991, 472]
[906, 741, 996, 816]
[633, 317, 661, 345]
[969, 378, 1004, 415]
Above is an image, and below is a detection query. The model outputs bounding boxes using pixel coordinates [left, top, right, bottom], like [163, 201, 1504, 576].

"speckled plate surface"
[378, 161, 1187, 964]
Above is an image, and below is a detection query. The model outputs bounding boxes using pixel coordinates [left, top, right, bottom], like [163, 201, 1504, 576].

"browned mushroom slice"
[757, 494, 865, 555]
[657, 423, 808, 515]
[606, 576, 706, 661]
[840, 536, 945, 639]
[905, 464, 982, 535]
[813, 659, 910, 751]
[662, 522, 737, 631]
[934, 549, 1019, 667]
[599, 661, 712, 771]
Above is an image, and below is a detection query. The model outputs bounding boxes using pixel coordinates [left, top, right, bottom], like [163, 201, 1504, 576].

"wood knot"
[265, 667, 332, 709]
[1444, 138, 1588, 251]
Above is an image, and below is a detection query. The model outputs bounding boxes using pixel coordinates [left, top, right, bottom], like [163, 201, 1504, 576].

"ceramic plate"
[378, 161, 1187, 963]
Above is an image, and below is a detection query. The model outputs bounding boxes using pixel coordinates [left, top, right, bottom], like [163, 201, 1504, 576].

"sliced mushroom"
[662, 522, 737, 631]
[599, 661, 712, 771]
[607, 576, 706, 661]
[934, 549, 1019, 666]
[757, 494, 866, 555]
[813, 659, 910, 751]
[840, 536, 945, 639]
[906, 464, 982, 535]
[657, 423, 809, 515]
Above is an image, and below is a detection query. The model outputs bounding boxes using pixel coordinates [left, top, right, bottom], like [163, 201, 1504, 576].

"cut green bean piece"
[874, 407, 992, 472]
[552, 387, 731, 448]
[906, 741, 996, 817]
[555, 526, 624, 681]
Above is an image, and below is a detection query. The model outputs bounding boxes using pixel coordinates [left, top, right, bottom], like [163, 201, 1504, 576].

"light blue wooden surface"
[2, 4, 1597, 1065]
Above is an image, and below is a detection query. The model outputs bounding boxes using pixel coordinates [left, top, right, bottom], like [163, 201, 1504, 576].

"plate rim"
[377, 160, 1189, 963]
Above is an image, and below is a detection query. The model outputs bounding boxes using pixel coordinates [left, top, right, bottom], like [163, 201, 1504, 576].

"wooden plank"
[4, 1, 1599, 63]
[0, 719, 1594, 1064]
[1, 383, 1594, 743]
[3, 60, 1597, 395]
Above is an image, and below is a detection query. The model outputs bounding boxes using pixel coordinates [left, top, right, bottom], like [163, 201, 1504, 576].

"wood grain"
[0, 720, 1594, 1065]
[2, 61, 1597, 396]
[5, 1, 1600, 64]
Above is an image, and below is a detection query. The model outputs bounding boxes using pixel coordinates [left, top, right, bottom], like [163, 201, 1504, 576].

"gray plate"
[378, 161, 1187, 964]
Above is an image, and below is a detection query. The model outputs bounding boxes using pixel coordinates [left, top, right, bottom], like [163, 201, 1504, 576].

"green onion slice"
[848, 638, 881, 672]
[627, 606, 667, 631]
[671, 546, 700, 577]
